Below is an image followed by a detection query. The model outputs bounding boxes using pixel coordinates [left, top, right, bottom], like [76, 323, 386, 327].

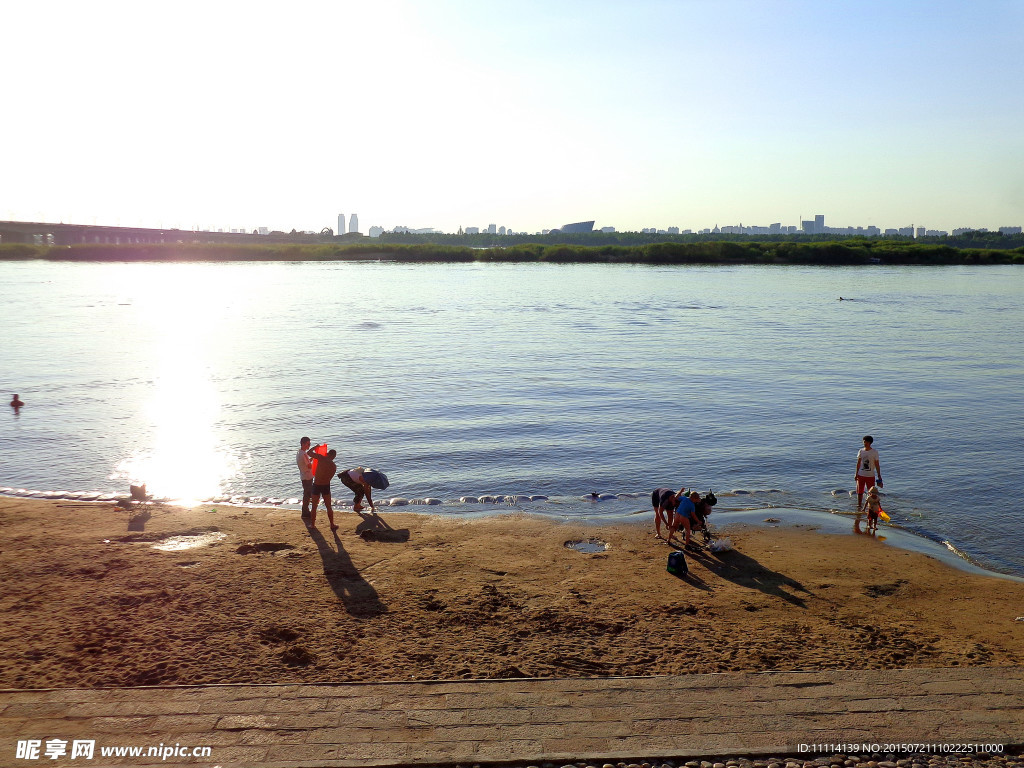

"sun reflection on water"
[108, 266, 246, 504]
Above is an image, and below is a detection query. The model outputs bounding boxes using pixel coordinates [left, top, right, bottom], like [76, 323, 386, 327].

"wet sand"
[1, 497, 1022, 689]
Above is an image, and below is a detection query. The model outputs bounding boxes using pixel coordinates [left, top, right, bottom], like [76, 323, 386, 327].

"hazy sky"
[4, 0, 1023, 234]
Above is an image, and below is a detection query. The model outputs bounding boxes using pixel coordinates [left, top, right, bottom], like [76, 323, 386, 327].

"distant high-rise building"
[338, 214, 346, 235]
[349, 214, 359, 234]
[487, 224, 497, 234]
[560, 221, 595, 233]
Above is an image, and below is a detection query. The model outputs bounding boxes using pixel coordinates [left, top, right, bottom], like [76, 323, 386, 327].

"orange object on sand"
[310, 443, 327, 477]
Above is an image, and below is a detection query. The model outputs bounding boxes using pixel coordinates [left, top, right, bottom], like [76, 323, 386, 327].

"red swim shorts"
[856, 475, 877, 494]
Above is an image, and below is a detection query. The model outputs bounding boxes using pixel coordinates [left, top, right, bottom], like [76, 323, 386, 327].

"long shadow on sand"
[308, 526, 387, 617]
[678, 543, 811, 607]
[355, 511, 410, 543]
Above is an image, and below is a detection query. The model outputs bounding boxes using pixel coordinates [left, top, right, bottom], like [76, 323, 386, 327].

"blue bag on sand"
[667, 550, 688, 576]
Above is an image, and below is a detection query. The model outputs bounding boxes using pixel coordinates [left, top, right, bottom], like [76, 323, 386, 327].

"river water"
[2, 260, 1022, 575]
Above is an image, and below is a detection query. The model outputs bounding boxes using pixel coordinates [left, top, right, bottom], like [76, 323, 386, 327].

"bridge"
[0, 220, 329, 247]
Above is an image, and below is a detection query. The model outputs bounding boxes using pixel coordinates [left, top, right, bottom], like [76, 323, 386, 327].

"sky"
[3, 0, 1023, 235]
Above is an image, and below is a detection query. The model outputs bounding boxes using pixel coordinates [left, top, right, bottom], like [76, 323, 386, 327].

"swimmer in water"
[10, 394, 24, 409]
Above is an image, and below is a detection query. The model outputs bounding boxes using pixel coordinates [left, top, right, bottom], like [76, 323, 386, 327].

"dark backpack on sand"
[667, 550, 688, 576]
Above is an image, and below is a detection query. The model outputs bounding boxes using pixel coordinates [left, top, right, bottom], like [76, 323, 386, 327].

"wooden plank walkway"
[2, 667, 1022, 767]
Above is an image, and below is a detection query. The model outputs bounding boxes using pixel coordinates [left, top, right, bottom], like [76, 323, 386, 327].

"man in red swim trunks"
[308, 448, 339, 531]
[855, 435, 883, 512]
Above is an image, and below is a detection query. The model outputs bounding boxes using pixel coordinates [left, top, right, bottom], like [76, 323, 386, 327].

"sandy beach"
[1, 496, 1022, 690]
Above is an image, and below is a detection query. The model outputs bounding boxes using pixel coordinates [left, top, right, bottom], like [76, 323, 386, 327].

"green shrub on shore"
[1, 240, 1020, 265]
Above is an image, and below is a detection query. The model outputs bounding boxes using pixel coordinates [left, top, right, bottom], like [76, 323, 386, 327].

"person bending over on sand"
[667, 491, 702, 548]
[862, 485, 883, 531]
[338, 467, 376, 513]
[855, 435, 883, 511]
[308, 448, 339, 531]
[651, 487, 684, 540]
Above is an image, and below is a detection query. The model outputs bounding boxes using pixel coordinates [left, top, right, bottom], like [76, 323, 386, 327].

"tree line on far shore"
[2, 238, 1023, 265]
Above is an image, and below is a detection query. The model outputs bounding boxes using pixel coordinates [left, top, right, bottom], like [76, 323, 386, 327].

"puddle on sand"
[565, 539, 609, 554]
[152, 532, 227, 551]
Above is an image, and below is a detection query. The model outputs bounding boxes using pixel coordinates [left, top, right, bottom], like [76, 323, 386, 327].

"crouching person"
[667, 490, 703, 548]
[651, 486, 685, 541]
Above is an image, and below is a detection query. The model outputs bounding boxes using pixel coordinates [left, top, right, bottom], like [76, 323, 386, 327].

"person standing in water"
[855, 435, 883, 511]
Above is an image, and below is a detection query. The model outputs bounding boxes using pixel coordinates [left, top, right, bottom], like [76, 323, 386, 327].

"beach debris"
[235, 542, 296, 555]
[565, 538, 608, 553]
[152, 531, 226, 551]
[763, 517, 781, 523]
[709, 537, 733, 552]
[864, 579, 908, 598]
[1016, 617, 1024, 622]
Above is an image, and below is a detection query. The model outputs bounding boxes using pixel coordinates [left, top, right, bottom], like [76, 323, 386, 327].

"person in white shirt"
[337, 466, 376, 513]
[855, 435, 883, 511]
[296, 436, 314, 517]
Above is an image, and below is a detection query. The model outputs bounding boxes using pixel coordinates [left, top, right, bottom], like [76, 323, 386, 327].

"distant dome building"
[560, 221, 595, 233]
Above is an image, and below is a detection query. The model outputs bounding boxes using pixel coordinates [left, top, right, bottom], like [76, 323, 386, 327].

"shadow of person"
[686, 544, 811, 608]
[127, 510, 151, 532]
[307, 526, 387, 617]
[673, 568, 714, 592]
[355, 511, 410, 543]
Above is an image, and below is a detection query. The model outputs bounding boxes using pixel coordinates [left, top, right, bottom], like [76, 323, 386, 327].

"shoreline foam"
[3, 485, 1020, 580]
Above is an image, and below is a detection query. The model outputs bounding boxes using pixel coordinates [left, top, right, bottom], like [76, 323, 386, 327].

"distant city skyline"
[4, 212, 1021, 241]
[3, 1, 1022, 236]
